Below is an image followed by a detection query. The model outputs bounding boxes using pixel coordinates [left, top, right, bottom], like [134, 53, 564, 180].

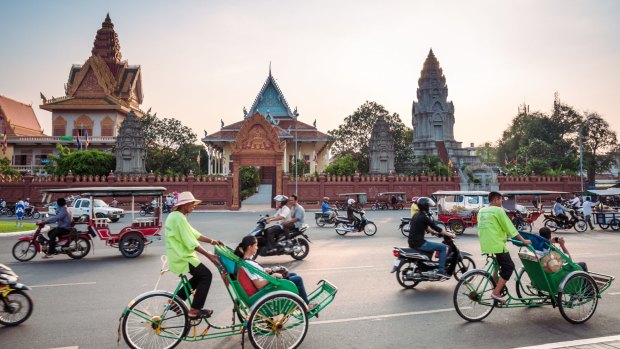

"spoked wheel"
[453, 256, 476, 281]
[0, 289, 33, 326]
[610, 219, 620, 231]
[363, 222, 377, 236]
[335, 223, 348, 236]
[517, 221, 532, 232]
[435, 221, 449, 232]
[396, 261, 420, 289]
[315, 216, 326, 227]
[573, 220, 588, 233]
[12, 241, 37, 262]
[450, 220, 465, 235]
[248, 293, 308, 349]
[32, 212, 41, 220]
[120, 234, 145, 258]
[544, 219, 558, 232]
[557, 272, 598, 324]
[121, 292, 189, 349]
[598, 223, 609, 230]
[67, 237, 91, 259]
[453, 270, 496, 322]
[515, 267, 547, 305]
[290, 238, 310, 260]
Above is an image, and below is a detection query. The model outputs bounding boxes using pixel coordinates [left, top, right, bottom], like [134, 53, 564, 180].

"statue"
[115, 111, 147, 175]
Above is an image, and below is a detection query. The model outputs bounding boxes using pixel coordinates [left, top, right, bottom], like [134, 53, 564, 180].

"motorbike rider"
[410, 197, 419, 218]
[321, 197, 336, 221]
[37, 197, 73, 258]
[282, 194, 305, 237]
[569, 193, 582, 209]
[553, 197, 571, 225]
[408, 197, 455, 279]
[264, 195, 291, 253]
[346, 198, 362, 229]
[110, 197, 119, 208]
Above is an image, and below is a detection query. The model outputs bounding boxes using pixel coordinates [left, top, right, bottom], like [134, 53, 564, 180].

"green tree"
[0, 157, 18, 175]
[45, 145, 115, 176]
[324, 154, 358, 176]
[476, 142, 498, 164]
[581, 113, 618, 189]
[413, 155, 450, 176]
[289, 159, 310, 176]
[140, 112, 200, 175]
[239, 166, 260, 199]
[328, 101, 412, 173]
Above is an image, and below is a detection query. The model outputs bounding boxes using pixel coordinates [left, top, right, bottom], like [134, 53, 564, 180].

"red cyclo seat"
[237, 268, 259, 297]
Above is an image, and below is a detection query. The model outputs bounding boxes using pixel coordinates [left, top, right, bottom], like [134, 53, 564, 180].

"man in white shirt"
[265, 195, 291, 253]
[569, 193, 582, 209]
[582, 197, 599, 230]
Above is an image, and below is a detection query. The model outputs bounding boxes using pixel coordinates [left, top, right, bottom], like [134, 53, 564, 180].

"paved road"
[0, 210, 619, 349]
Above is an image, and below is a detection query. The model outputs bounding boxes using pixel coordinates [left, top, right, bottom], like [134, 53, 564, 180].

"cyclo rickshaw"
[336, 192, 367, 211]
[120, 245, 338, 349]
[453, 231, 614, 324]
[40, 187, 167, 258]
[371, 192, 405, 211]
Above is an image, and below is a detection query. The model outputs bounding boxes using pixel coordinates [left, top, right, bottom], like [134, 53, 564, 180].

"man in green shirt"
[165, 191, 223, 319]
[477, 191, 531, 303]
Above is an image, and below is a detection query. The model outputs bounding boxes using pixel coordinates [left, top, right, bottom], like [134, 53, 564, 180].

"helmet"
[322, 197, 329, 202]
[416, 197, 436, 212]
[411, 196, 419, 203]
[556, 197, 562, 203]
[274, 195, 289, 205]
[347, 198, 355, 205]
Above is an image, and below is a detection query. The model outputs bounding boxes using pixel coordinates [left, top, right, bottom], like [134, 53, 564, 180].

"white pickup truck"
[69, 198, 125, 222]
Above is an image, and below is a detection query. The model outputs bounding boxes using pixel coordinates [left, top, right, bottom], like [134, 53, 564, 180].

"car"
[69, 198, 125, 223]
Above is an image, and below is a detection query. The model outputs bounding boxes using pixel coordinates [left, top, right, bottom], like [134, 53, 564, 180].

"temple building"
[368, 116, 395, 174]
[203, 69, 331, 207]
[0, 95, 45, 170]
[411, 49, 479, 166]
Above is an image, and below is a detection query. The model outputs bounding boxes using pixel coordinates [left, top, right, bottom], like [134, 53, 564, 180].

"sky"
[1, 0, 619, 146]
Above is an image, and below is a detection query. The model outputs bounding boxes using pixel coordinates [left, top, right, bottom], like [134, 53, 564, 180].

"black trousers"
[179, 263, 212, 310]
[48, 227, 70, 254]
[265, 225, 285, 249]
[495, 252, 515, 280]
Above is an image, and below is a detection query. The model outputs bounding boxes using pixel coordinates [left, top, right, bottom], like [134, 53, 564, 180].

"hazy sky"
[1, 0, 619, 146]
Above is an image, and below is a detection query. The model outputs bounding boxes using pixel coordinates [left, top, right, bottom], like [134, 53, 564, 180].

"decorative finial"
[243, 106, 247, 117]
[313, 119, 316, 128]
[203, 129, 208, 138]
[221, 119, 224, 128]
[269, 61, 272, 77]
[40, 92, 46, 102]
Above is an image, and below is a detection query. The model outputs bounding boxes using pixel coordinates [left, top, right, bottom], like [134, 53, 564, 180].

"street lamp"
[579, 117, 597, 193]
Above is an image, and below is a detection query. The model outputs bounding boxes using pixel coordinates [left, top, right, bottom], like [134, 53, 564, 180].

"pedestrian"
[582, 197, 599, 230]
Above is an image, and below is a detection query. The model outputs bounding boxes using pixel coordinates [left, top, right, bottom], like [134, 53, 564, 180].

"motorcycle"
[399, 213, 448, 238]
[391, 235, 476, 289]
[11, 221, 95, 262]
[162, 203, 172, 214]
[24, 206, 41, 220]
[248, 215, 311, 260]
[334, 211, 377, 236]
[543, 210, 587, 233]
[0, 264, 33, 326]
[139, 203, 155, 216]
[314, 207, 339, 227]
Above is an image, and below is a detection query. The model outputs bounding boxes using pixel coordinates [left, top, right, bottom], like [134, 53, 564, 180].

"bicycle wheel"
[363, 222, 377, 236]
[396, 261, 420, 289]
[12, 241, 37, 262]
[122, 292, 189, 349]
[453, 256, 476, 281]
[0, 289, 33, 326]
[453, 270, 495, 322]
[558, 272, 598, 324]
[248, 293, 308, 349]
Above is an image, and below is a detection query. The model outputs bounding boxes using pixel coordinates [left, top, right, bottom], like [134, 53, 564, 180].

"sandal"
[188, 309, 213, 319]
[490, 293, 507, 304]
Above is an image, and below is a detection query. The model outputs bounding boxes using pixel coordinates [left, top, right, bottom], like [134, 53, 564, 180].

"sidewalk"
[514, 335, 620, 349]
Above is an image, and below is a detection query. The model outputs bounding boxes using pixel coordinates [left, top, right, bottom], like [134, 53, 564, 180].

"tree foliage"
[289, 159, 310, 176]
[582, 113, 618, 188]
[140, 113, 201, 175]
[240, 166, 260, 199]
[413, 155, 450, 176]
[324, 154, 358, 176]
[328, 101, 413, 173]
[45, 144, 115, 176]
[0, 157, 18, 175]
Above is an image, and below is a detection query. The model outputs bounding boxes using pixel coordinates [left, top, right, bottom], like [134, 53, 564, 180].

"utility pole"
[579, 117, 596, 193]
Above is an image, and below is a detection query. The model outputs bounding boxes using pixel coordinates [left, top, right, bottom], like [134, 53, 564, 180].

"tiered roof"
[0, 95, 44, 136]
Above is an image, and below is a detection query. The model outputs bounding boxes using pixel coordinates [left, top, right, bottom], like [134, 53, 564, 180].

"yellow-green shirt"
[410, 203, 419, 218]
[165, 211, 202, 274]
[477, 206, 518, 254]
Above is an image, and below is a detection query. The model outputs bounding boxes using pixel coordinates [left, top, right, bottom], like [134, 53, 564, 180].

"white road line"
[312, 307, 457, 325]
[51, 347, 79, 349]
[31, 282, 96, 288]
[512, 335, 620, 349]
[609, 292, 620, 295]
[295, 266, 374, 272]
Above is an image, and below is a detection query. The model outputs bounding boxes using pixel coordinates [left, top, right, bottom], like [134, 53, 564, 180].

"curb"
[0, 226, 50, 238]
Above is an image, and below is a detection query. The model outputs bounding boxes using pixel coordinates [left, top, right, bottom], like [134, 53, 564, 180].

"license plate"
[393, 259, 401, 267]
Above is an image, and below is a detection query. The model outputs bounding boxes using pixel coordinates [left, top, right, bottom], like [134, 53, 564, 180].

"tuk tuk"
[336, 192, 367, 210]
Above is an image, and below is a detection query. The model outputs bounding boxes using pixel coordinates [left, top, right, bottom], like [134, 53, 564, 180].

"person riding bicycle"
[408, 197, 455, 279]
[37, 197, 73, 258]
[164, 191, 224, 320]
[264, 195, 291, 253]
[321, 197, 336, 221]
[553, 197, 571, 225]
[477, 191, 531, 303]
[346, 198, 362, 229]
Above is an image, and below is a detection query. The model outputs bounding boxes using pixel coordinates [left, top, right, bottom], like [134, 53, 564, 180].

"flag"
[84, 130, 90, 149]
[76, 135, 82, 150]
[2, 127, 7, 152]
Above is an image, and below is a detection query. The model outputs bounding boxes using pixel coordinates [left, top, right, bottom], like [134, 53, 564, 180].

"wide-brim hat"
[173, 191, 201, 210]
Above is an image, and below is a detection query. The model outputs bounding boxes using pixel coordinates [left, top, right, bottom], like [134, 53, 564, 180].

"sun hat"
[173, 191, 201, 210]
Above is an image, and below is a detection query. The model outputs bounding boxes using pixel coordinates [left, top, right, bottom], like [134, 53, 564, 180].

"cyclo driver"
[408, 197, 455, 279]
[264, 195, 291, 253]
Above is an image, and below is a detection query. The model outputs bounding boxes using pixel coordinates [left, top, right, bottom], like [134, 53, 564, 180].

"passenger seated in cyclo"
[234, 235, 318, 311]
[264, 195, 291, 253]
[535, 227, 588, 272]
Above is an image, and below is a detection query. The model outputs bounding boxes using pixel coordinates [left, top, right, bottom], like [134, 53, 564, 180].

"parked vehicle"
[248, 215, 311, 260]
[314, 207, 339, 227]
[334, 211, 377, 236]
[542, 212, 587, 232]
[391, 235, 475, 289]
[12, 219, 94, 261]
[69, 198, 125, 223]
[0, 263, 33, 326]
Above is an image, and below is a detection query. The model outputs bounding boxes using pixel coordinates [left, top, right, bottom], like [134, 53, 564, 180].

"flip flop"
[490, 293, 507, 304]
[188, 309, 213, 319]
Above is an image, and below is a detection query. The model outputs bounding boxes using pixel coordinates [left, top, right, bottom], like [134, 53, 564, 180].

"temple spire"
[269, 61, 272, 77]
[92, 13, 122, 76]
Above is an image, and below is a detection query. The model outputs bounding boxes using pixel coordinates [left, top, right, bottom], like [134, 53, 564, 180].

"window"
[81, 200, 90, 208]
[52, 116, 67, 136]
[467, 196, 480, 205]
[14, 155, 28, 165]
[72, 128, 93, 136]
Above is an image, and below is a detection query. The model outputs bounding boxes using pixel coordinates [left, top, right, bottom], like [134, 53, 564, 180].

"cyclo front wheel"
[557, 272, 598, 324]
[121, 292, 189, 349]
[453, 270, 496, 322]
[248, 293, 308, 349]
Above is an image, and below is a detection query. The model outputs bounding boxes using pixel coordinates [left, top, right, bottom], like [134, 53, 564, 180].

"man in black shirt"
[408, 197, 455, 279]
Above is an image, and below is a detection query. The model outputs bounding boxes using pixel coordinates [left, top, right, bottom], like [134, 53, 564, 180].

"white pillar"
[283, 143, 288, 173]
[207, 148, 212, 175]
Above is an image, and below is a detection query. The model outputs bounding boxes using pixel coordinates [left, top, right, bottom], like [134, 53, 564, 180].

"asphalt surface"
[0, 210, 619, 349]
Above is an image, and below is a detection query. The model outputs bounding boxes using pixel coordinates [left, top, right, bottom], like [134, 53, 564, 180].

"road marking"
[512, 334, 620, 349]
[31, 282, 96, 288]
[295, 266, 374, 272]
[609, 292, 620, 295]
[312, 307, 457, 325]
[51, 347, 79, 349]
